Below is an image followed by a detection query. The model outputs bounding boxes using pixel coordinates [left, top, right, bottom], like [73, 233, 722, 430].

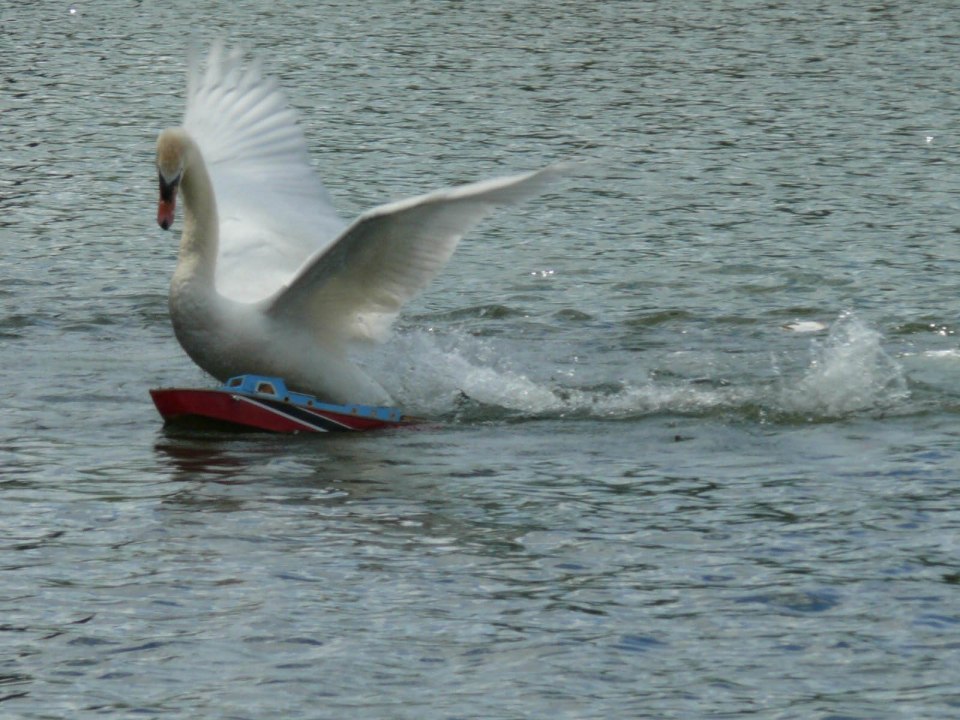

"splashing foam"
[777, 313, 909, 418]
[369, 313, 908, 422]
[368, 330, 752, 419]
[371, 330, 569, 416]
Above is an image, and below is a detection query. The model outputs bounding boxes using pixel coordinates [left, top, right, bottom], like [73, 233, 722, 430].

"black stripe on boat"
[236, 395, 356, 432]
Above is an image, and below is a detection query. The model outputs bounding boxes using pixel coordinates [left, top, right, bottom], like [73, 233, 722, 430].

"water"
[3, 1, 960, 717]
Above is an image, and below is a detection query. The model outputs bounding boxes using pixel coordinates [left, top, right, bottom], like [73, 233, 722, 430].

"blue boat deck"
[221, 375, 406, 423]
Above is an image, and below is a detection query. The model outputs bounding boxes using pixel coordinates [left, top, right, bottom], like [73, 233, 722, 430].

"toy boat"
[150, 374, 415, 433]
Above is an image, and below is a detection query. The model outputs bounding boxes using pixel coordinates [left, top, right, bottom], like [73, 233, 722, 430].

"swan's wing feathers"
[183, 43, 346, 302]
[266, 164, 566, 342]
[184, 43, 319, 195]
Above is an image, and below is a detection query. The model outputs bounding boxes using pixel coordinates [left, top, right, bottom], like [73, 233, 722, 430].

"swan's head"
[156, 128, 188, 230]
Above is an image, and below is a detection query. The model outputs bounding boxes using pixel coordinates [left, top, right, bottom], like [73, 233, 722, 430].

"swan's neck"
[174, 139, 219, 290]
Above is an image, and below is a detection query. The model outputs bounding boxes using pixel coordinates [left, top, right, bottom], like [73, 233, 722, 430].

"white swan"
[156, 43, 564, 405]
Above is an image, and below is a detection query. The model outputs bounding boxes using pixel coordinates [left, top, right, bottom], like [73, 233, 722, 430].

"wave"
[776, 312, 909, 419]
[371, 312, 916, 424]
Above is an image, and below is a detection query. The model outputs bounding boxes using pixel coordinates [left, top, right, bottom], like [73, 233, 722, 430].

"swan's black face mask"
[157, 172, 180, 230]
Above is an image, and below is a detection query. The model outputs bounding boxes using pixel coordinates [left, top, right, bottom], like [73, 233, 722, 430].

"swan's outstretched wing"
[183, 43, 346, 302]
[265, 164, 565, 342]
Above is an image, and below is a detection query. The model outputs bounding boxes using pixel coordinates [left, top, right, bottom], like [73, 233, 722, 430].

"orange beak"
[157, 173, 179, 230]
[157, 196, 176, 230]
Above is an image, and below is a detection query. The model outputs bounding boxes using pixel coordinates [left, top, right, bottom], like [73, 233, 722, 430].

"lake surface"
[3, 1, 960, 717]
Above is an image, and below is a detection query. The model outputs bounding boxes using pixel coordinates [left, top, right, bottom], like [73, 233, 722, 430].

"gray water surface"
[3, 1, 960, 717]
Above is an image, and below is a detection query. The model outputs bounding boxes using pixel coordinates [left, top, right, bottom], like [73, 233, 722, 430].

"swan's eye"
[159, 172, 180, 202]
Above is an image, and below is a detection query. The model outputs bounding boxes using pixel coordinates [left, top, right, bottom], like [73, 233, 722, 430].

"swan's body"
[157, 44, 562, 405]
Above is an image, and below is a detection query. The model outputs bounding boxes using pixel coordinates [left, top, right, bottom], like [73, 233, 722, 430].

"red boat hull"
[150, 387, 409, 433]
